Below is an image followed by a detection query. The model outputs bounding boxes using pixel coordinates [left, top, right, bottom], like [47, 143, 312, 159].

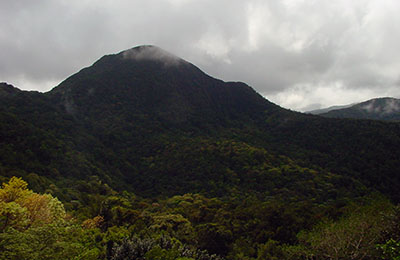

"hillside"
[1, 46, 400, 199]
[306, 104, 353, 115]
[318, 97, 400, 121]
[2, 45, 400, 259]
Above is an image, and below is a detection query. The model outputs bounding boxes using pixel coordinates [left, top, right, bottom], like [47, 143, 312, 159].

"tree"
[0, 177, 65, 231]
[0, 177, 102, 260]
[296, 197, 394, 260]
[109, 235, 223, 260]
[377, 238, 400, 260]
[0, 176, 32, 203]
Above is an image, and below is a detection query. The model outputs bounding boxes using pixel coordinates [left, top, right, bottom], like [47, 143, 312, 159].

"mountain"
[319, 97, 400, 121]
[306, 104, 353, 115]
[49, 45, 279, 130]
[1, 45, 400, 202]
[0, 82, 21, 97]
[3, 45, 400, 258]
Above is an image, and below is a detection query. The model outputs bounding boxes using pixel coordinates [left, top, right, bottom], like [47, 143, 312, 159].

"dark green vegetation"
[317, 97, 400, 121]
[1, 45, 400, 259]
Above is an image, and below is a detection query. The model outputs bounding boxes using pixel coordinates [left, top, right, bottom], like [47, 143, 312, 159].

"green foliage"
[0, 201, 28, 231]
[0, 177, 103, 259]
[0, 176, 32, 203]
[256, 239, 285, 260]
[378, 239, 400, 260]
[0, 224, 103, 260]
[110, 235, 223, 260]
[2, 54, 400, 260]
[3, 176, 400, 259]
[295, 196, 395, 259]
[0, 177, 66, 231]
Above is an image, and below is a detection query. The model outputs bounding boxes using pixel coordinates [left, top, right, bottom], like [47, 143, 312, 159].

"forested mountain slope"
[2, 46, 400, 259]
[1, 46, 400, 201]
[319, 97, 400, 121]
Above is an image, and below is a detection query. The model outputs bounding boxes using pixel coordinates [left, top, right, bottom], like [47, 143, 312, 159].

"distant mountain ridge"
[306, 104, 354, 115]
[317, 97, 400, 121]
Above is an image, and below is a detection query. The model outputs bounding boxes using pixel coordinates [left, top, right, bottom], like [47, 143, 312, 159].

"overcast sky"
[1, 0, 400, 111]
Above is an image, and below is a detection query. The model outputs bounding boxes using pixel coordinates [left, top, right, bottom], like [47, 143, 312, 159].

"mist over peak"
[49, 45, 274, 124]
[318, 97, 400, 121]
[360, 98, 400, 115]
[121, 45, 183, 66]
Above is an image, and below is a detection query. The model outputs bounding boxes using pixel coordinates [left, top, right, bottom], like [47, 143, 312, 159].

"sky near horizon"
[1, 0, 400, 111]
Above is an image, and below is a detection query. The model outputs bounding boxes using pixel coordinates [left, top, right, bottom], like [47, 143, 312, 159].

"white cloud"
[122, 45, 182, 66]
[1, 0, 400, 109]
[268, 82, 400, 111]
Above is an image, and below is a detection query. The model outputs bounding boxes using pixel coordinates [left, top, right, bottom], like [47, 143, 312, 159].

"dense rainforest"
[1, 45, 400, 259]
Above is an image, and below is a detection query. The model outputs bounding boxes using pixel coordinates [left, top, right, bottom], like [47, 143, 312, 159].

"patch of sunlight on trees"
[0, 177, 101, 260]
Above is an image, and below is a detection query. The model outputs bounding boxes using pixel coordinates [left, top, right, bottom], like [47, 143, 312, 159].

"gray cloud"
[1, 0, 400, 110]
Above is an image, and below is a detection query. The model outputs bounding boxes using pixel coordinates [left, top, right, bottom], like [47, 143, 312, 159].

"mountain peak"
[118, 45, 183, 66]
[50, 45, 275, 125]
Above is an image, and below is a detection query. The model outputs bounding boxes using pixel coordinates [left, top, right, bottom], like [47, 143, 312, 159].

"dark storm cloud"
[1, 0, 400, 110]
